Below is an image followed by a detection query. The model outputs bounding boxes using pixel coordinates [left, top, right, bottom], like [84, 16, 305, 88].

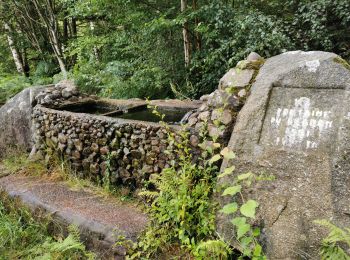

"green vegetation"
[124, 105, 264, 259]
[0, 0, 350, 103]
[0, 192, 95, 259]
[315, 220, 350, 260]
[3, 150, 135, 202]
[133, 125, 221, 258]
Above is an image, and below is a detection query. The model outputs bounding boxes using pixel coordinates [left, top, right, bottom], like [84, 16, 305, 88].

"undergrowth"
[0, 191, 95, 259]
[315, 220, 350, 260]
[127, 105, 266, 259]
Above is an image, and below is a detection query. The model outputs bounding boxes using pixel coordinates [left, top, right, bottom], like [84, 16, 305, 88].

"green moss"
[333, 57, 350, 71]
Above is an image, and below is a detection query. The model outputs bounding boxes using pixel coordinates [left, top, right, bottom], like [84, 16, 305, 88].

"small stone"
[188, 117, 198, 126]
[100, 161, 108, 175]
[72, 150, 81, 160]
[110, 138, 120, 149]
[211, 109, 222, 121]
[100, 146, 109, 155]
[58, 133, 67, 144]
[247, 52, 262, 61]
[238, 89, 247, 98]
[62, 88, 73, 98]
[200, 95, 210, 101]
[198, 111, 210, 121]
[142, 165, 154, 174]
[91, 143, 99, 153]
[190, 135, 199, 147]
[221, 109, 233, 125]
[90, 163, 100, 174]
[58, 143, 66, 151]
[219, 68, 254, 90]
[123, 147, 130, 155]
[73, 139, 83, 151]
[145, 154, 155, 165]
[151, 139, 159, 146]
[131, 150, 142, 159]
[152, 146, 160, 153]
[208, 125, 223, 139]
[226, 95, 241, 111]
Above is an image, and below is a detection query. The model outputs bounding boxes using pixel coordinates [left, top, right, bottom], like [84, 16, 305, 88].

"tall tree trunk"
[181, 0, 190, 67]
[89, 21, 99, 61]
[192, 0, 201, 51]
[63, 16, 68, 42]
[4, 23, 25, 74]
[22, 48, 30, 77]
[72, 18, 77, 37]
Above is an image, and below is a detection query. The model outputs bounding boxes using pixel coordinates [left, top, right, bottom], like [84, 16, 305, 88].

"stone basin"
[32, 97, 202, 189]
[58, 98, 200, 125]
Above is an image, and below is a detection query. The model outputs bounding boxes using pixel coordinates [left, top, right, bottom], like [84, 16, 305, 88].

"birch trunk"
[181, 0, 190, 67]
[32, 0, 68, 79]
[4, 23, 24, 74]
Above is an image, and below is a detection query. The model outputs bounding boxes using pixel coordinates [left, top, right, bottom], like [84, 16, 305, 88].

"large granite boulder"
[0, 87, 43, 157]
[218, 51, 350, 259]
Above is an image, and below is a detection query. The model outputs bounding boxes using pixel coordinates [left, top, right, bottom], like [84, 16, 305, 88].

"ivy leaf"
[240, 200, 259, 218]
[253, 244, 263, 257]
[220, 147, 236, 160]
[220, 202, 238, 214]
[240, 236, 253, 247]
[231, 217, 246, 226]
[217, 166, 235, 178]
[237, 172, 253, 181]
[222, 185, 241, 196]
[237, 223, 251, 240]
[209, 154, 221, 164]
[252, 227, 261, 237]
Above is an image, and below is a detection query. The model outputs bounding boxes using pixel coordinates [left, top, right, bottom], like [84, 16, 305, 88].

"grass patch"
[0, 191, 95, 259]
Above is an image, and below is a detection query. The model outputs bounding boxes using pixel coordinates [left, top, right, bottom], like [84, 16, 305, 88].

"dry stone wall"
[32, 106, 181, 189]
[185, 52, 264, 144]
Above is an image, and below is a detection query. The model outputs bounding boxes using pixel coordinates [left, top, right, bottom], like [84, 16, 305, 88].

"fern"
[138, 190, 159, 202]
[315, 220, 350, 260]
[68, 224, 81, 241]
[195, 239, 232, 259]
[0, 194, 95, 259]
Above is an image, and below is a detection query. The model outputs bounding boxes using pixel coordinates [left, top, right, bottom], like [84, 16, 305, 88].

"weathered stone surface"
[0, 174, 148, 258]
[219, 68, 255, 90]
[247, 51, 262, 61]
[0, 86, 43, 157]
[218, 51, 350, 259]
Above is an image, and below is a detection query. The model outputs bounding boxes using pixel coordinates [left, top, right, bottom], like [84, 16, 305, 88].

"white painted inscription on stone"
[270, 97, 333, 149]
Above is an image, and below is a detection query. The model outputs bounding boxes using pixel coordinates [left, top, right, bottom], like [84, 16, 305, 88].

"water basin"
[116, 107, 190, 124]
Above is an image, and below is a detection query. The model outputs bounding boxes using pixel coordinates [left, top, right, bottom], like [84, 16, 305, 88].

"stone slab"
[217, 51, 350, 259]
[0, 173, 148, 259]
[219, 68, 255, 89]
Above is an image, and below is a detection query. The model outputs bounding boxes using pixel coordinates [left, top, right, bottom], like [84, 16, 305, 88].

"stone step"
[0, 173, 148, 259]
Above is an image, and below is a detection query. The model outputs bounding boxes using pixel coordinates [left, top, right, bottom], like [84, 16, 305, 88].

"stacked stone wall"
[32, 106, 178, 189]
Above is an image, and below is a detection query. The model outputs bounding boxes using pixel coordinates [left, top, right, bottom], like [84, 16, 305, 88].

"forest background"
[0, 0, 349, 104]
